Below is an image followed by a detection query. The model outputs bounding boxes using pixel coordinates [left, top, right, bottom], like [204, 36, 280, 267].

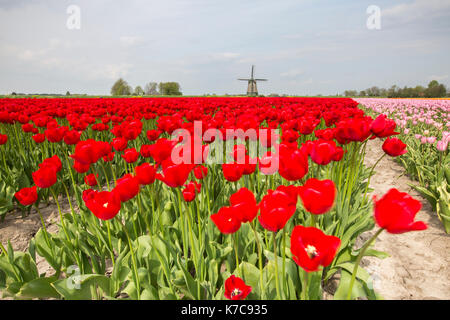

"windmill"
[238, 65, 267, 96]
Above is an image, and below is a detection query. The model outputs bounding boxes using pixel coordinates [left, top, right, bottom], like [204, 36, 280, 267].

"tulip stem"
[273, 232, 281, 300]
[250, 221, 264, 298]
[177, 188, 188, 261]
[185, 202, 201, 299]
[363, 154, 386, 203]
[35, 205, 56, 258]
[118, 218, 141, 300]
[234, 232, 240, 277]
[302, 269, 309, 300]
[1, 147, 7, 170]
[310, 214, 317, 228]
[62, 183, 79, 228]
[106, 220, 115, 267]
[346, 228, 383, 300]
[100, 163, 110, 191]
[0, 242, 6, 256]
[49, 187, 70, 242]
[282, 228, 287, 299]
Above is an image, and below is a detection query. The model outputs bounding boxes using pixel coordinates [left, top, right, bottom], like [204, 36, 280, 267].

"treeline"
[344, 80, 448, 98]
[111, 78, 182, 96]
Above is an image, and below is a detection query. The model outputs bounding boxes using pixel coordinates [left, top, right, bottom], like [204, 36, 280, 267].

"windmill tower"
[238, 65, 267, 96]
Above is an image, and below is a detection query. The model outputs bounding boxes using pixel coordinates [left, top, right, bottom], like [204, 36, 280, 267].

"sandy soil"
[0, 198, 70, 276]
[1, 141, 449, 299]
[360, 138, 450, 300]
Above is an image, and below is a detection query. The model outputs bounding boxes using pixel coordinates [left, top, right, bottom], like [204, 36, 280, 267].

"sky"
[0, 0, 449, 96]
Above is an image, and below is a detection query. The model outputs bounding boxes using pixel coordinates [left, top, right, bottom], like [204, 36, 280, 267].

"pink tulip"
[436, 140, 448, 152]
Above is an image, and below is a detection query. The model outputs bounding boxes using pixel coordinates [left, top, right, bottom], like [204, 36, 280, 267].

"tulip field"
[0, 97, 432, 300]
[357, 98, 450, 233]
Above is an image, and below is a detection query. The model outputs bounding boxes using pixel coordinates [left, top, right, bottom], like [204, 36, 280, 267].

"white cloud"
[90, 63, 133, 80]
[208, 52, 240, 61]
[119, 36, 144, 47]
[428, 75, 449, 81]
[383, 0, 450, 24]
[280, 68, 304, 78]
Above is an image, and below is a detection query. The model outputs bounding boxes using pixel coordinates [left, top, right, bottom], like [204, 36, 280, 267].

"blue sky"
[0, 0, 449, 95]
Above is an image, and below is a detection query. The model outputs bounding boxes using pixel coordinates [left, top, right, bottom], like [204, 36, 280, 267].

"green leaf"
[18, 277, 60, 299]
[364, 248, 390, 259]
[334, 269, 366, 300]
[52, 274, 111, 300]
[239, 261, 261, 298]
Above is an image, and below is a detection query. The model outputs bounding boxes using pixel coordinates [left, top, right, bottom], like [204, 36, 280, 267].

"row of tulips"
[357, 98, 450, 233]
[0, 97, 426, 300]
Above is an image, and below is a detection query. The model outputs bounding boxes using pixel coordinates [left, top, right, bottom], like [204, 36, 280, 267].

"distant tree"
[425, 80, 446, 98]
[159, 82, 182, 96]
[414, 86, 425, 97]
[359, 90, 366, 97]
[11, 92, 17, 96]
[66, 91, 71, 96]
[144, 82, 159, 95]
[134, 86, 144, 96]
[111, 78, 132, 96]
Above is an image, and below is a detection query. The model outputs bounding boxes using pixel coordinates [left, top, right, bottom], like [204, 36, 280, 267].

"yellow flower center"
[306, 245, 318, 259]
[231, 288, 242, 297]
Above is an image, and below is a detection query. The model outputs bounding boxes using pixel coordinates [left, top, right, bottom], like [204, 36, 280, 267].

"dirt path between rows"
[360, 138, 450, 300]
[0, 199, 69, 276]
[1, 140, 449, 299]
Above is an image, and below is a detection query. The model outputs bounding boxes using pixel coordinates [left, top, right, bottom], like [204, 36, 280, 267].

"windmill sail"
[238, 65, 267, 96]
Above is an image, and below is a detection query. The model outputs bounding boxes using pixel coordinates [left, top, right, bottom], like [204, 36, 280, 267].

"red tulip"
[230, 187, 258, 223]
[147, 138, 177, 164]
[382, 138, 407, 157]
[156, 160, 194, 188]
[146, 129, 162, 141]
[39, 155, 62, 173]
[0, 134, 8, 145]
[224, 275, 252, 300]
[45, 126, 66, 143]
[182, 181, 201, 202]
[193, 165, 208, 179]
[135, 163, 156, 185]
[113, 174, 140, 202]
[298, 179, 336, 215]
[258, 151, 279, 175]
[32, 166, 57, 188]
[71, 139, 102, 165]
[210, 206, 242, 234]
[73, 161, 90, 173]
[84, 173, 99, 187]
[222, 163, 245, 182]
[112, 137, 128, 151]
[121, 148, 139, 163]
[32, 133, 45, 143]
[139, 145, 152, 158]
[22, 123, 34, 133]
[335, 117, 372, 144]
[103, 152, 115, 162]
[258, 187, 297, 232]
[82, 189, 97, 202]
[310, 140, 342, 166]
[85, 190, 121, 220]
[64, 130, 81, 145]
[370, 114, 399, 138]
[15, 186, 38, 206]
[373, 188, 427, 234]
[278, 144, 308, 181]
[290, 225, 341, 272]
